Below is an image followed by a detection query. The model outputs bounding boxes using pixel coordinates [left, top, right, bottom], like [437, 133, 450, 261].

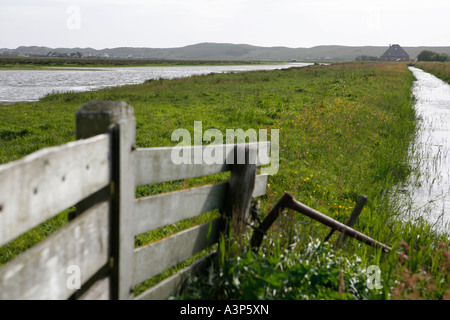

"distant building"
[46, 51, 83, 58]
[380, 44, 410, 61]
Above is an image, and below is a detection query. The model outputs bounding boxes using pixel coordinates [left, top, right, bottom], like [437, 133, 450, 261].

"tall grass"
[413, 61, 450, 84]
[0, 62, 448, 299]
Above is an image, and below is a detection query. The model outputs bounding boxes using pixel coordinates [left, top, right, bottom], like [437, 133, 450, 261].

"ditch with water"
[393, 67, 450, 233]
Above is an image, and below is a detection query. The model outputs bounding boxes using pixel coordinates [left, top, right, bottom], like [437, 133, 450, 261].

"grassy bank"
[413, 61, 450, 84]
[0, 56, 272, 69]
[0, 62, 448, 299]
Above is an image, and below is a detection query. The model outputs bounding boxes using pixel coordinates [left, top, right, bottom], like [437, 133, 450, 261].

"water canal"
[396, 67, 450, 232]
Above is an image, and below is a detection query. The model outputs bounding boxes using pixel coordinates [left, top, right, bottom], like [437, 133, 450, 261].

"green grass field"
[0, 61, 448, 299]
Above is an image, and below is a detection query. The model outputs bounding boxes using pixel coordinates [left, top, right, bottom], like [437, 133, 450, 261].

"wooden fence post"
[76, 101, 136, 300]
[222, 144, 257, 242]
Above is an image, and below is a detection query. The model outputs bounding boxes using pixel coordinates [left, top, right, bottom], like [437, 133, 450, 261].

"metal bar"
[250, 193, 292, 249]
[250, 193, 391, 252]
[282, 193, 391, 252]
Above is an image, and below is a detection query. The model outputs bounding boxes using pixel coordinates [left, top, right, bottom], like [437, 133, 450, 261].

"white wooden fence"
[0, 101, 269, 300]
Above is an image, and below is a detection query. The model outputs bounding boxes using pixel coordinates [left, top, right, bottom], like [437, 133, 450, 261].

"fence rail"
[0, 134, 110, 247]
[0, 101, 269, 300]
[134, 141, 269, 186]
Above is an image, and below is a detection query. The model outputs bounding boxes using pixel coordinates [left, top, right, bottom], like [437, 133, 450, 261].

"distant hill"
[2, 43, 450, 61]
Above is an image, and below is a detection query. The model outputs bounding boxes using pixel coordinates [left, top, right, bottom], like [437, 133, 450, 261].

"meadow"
[0, 62, 448, 299]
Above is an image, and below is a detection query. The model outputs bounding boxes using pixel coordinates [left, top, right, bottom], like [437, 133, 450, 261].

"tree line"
[417, 50, 448, 62]
[355, 50, 449, 62]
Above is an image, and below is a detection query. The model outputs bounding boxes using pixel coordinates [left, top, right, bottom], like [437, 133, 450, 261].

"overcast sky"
[1, 0, 449, 49]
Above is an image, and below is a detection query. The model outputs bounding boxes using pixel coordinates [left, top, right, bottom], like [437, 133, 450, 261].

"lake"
[0, 63, 310, 103]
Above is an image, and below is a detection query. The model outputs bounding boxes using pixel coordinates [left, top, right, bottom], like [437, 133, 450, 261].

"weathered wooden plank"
[134, 183, 227, 236]
[133, 219, 221, 286]
[76, 101, 137, 300]
[0, 201, 110, 300]
[134, 173, 268, 236]
[134, 141, 270, 186]
[134, 252, 216, 300]
[252, 174, 268, 198]
[110, 117, 136, 300]
[0, 134, 110, 247]
[77, 277, 110, 300]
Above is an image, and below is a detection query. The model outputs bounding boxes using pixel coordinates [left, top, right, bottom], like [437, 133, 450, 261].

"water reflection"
[0, 63, 309, 103]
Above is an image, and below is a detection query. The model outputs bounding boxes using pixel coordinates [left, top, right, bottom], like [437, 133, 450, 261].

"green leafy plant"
[176, 238, 385, 300]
